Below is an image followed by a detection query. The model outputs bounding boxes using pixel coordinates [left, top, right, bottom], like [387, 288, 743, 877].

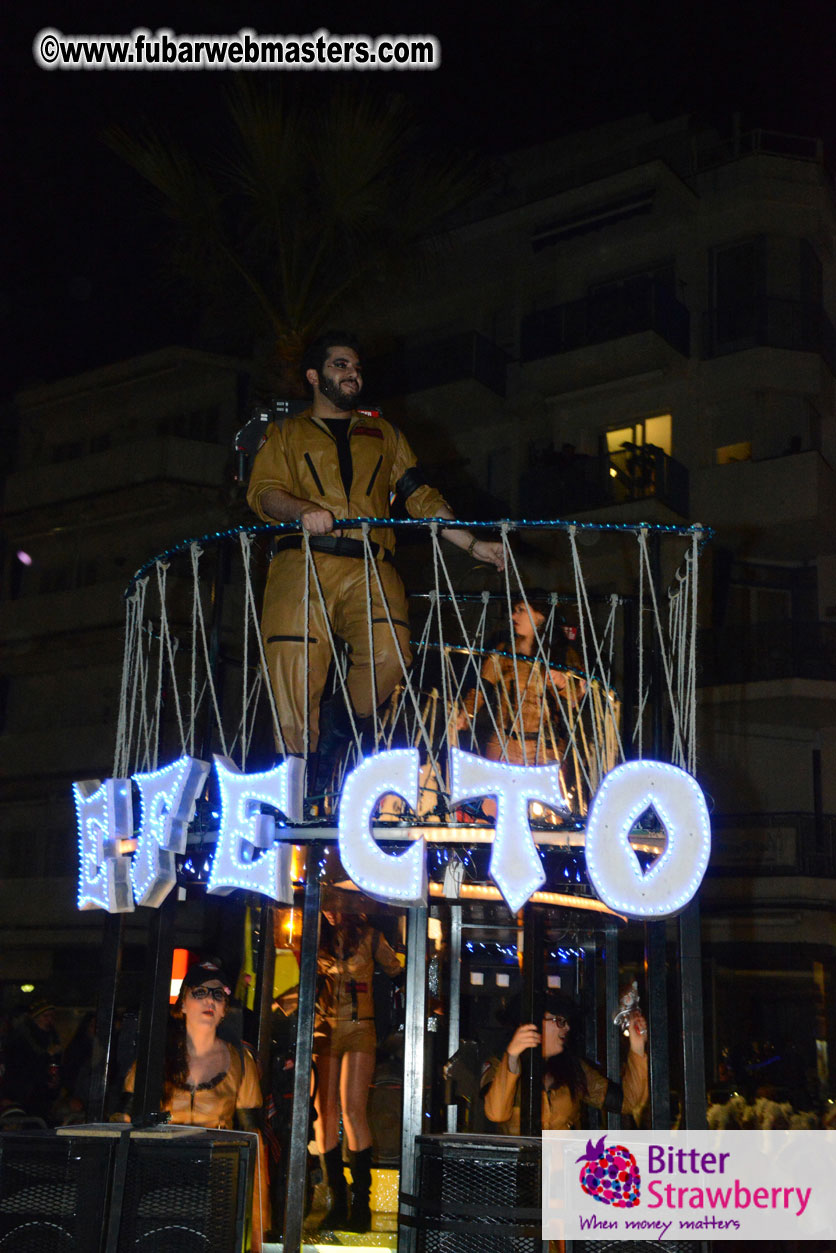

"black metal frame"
[86, 519, 709, 1252]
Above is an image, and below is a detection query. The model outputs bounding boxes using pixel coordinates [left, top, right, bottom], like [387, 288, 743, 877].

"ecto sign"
[72, 750, 710, 918]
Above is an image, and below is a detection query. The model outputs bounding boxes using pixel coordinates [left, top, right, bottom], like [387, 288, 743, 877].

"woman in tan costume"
[121, 959, 268, 1249]
[483, 992, 648, 1133]
[313, 909, 403, 1231]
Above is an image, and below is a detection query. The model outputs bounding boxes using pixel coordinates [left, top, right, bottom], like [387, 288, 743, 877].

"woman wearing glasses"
[121, 959, 268, 1248]
[483, 992, 648, 1132]
[123, 959, 262, 1129]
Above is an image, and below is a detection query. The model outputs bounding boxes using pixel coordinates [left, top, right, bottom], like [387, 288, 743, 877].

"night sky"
[3, 0, 836, 395]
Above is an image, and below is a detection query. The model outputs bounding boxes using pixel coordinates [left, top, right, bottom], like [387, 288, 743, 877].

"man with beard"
[247, 331, 504, 777]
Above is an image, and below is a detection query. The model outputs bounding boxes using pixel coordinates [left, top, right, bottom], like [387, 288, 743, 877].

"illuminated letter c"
[339, 749, 427, 906]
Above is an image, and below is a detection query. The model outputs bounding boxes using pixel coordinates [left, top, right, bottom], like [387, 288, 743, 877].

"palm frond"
[107, 84, 491, 374]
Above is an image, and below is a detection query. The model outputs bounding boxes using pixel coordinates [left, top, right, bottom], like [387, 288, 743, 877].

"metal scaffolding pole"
[282, 859, 320, 1253]
[679, 897, 707, 1127]
[88, 912, 123, 1122]
[132, 892, 177, 1121]
[603, 920, 622, 1131]
[398, 905, 428, 1253]
[581, 936, 600, 1131]
[445, 903, 462, 1133]
[519, 905, 544, 1136]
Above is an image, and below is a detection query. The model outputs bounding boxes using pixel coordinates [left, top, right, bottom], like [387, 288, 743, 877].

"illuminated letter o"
[585, 761, 711, 918]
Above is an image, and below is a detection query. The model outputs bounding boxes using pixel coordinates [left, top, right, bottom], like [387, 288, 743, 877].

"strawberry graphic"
[576, 1135, 640, 1207]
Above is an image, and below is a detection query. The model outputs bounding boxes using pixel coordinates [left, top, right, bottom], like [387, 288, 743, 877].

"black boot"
[347, 1146, 373, 1232]
[322, 1145, 349, 1230]
[313, 697, 356, 803]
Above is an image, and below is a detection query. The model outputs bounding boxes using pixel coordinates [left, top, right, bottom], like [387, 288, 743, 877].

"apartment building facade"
[366, 113, 836, 1096]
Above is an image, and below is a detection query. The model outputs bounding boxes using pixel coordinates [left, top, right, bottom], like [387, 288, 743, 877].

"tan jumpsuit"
[247, 410, 450, 754]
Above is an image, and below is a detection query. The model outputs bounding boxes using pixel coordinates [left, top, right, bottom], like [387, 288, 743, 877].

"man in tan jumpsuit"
[246, 331, 504, 761]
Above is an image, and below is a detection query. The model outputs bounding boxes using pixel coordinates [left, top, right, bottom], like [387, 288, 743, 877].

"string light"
[124, 518, 711, 597]
[207, 756, 299, 903]
[73, 778, 134, 913]
[72, 753, 687, 918]
[338, 749, 427, 905]
[131, 757, 211, 908]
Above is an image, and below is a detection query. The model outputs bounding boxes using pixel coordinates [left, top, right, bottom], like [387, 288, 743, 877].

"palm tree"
[107, 81, 486, 390]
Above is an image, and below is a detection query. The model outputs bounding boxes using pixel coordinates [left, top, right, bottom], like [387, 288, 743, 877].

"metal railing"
[521, 277, 691, 361]
[375, 331, 510, 397]
[698, 620, 836, 685]
[703, 297, 836, 374]
[519, 444, 689, 518]
[694, 128, 824, 171]
[709, 811, 836, 877]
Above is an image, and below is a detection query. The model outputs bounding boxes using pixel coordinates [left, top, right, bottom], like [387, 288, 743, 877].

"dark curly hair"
[301, 330, 362, 389]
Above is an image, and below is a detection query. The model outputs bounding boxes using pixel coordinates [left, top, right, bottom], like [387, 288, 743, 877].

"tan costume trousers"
[262, 548, 412, 755]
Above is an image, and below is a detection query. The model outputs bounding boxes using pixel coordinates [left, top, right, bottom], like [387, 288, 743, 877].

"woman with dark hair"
[457, 593, 579, 769]
[123, 959, 262, 1129]
[120, 959, 268, 1248]
[313, 906, 403, 1231]
[483, 992, 648, 1132]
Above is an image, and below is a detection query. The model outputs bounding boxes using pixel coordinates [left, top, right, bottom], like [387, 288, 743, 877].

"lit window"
[606, 414, 672, 456]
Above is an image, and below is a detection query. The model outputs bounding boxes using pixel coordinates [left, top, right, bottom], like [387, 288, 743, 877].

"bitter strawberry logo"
[576, 1135, 641, 1207]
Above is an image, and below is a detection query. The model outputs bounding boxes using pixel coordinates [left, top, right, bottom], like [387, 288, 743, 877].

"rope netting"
[113, 519, 705, 824]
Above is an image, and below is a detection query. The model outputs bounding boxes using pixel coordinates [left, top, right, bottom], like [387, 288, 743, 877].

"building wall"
[0, 348, 249, 994]
[366, 114, 836, 1090]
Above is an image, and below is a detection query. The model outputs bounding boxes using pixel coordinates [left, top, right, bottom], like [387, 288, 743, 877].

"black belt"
[273, 534, 394, 564]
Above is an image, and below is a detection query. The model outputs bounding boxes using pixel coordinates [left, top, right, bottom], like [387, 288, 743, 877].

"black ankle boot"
[322, 1145, 349, 1229]
[347, 1146, 373, 1232]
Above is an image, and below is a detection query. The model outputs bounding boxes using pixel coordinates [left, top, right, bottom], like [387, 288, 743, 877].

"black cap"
[182, 959, 231, 995]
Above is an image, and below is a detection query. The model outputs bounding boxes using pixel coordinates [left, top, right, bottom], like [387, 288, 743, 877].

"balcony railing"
[698, 620, 836, 685]
[693, 128, 824, 171]
[708, 811, 836, 877]
[521, 278, 691, 362]
[376, 331, 509, 398]
[519, 444, 689, 518]
[703, 297, 836, 374]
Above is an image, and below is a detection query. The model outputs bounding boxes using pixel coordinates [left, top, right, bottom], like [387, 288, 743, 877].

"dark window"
[800, 240, 823, 305]
[711, 237, 766, 346]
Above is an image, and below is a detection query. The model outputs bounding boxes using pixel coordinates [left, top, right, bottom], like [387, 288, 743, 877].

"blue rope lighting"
[124, 517, 712, 597]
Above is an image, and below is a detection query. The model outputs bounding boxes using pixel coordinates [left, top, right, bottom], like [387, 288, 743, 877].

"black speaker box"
[0, 1129, 254, 1253]
[0, 1131, 117, 1252]
[116, 1132, 252, 1253]
[401, 1133, 543, 1253]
